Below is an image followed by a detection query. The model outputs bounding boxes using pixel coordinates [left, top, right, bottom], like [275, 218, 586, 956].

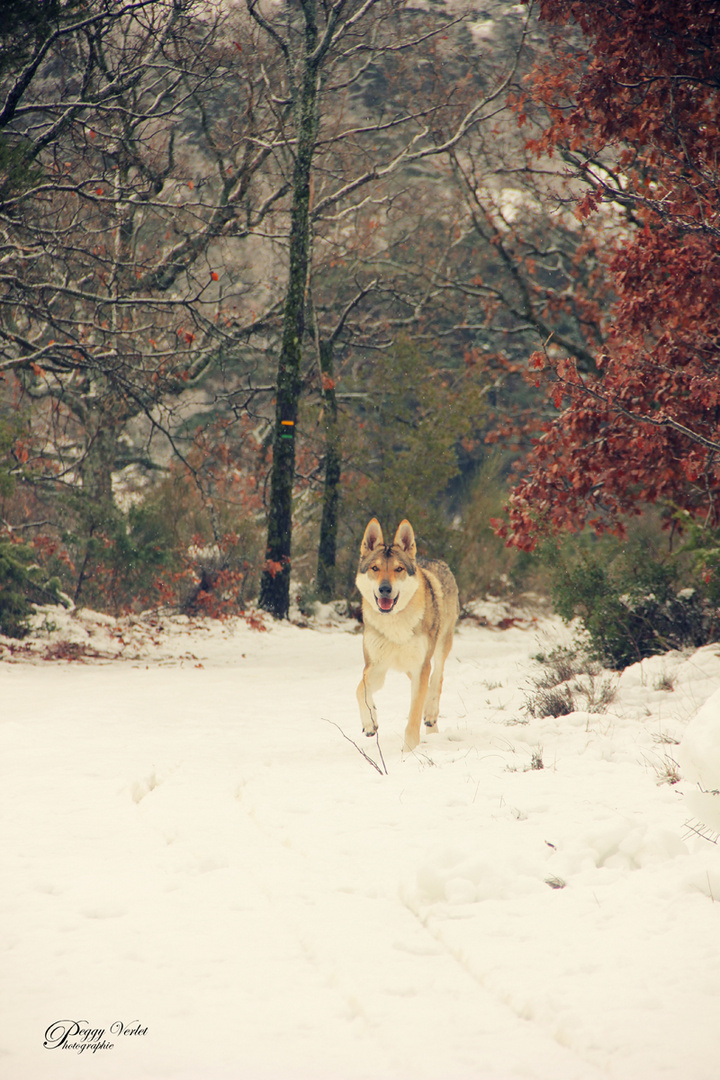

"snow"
[677, 685, 720, 836]
[2, 603, 720, 1080]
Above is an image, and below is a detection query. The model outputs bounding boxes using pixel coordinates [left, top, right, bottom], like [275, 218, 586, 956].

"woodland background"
[1, 0, 719, 665]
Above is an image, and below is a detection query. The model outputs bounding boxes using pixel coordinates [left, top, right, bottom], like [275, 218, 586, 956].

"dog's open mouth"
[375, 594, 398, 613]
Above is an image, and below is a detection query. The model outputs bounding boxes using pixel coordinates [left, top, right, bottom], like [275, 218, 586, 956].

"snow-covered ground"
[2, 602, 720, 1080]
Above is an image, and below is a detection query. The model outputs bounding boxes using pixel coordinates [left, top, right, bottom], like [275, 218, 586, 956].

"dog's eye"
[395, 566, 405, 573]
[371, 565, 380, 572]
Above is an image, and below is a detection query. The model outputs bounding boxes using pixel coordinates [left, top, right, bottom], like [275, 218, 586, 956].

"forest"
[1, 0, 719, 664]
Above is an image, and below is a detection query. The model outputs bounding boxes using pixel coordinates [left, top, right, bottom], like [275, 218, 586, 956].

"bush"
[454, 455, 533, 603]
[333, 336, 489, 598]
[21, 431, 265, 616]
[525, 645, 617, 717]
[64, 477, 262, 616]
[0, 537, 66, 638]
[551, 545, 719, 669]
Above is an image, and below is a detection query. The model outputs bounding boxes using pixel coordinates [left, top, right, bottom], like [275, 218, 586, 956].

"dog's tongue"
[378, 596, 394, 612]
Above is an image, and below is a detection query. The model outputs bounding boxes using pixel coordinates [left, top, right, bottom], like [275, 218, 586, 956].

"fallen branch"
[322, 718, 388, 775]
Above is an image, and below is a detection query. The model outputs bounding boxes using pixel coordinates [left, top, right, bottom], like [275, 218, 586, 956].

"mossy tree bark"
[257, 6, 323, 618]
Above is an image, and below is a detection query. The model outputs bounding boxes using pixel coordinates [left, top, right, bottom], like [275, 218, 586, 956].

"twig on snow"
[683, 818, 719, 845]
[322, 718, 388, 775]
[375, 732, 387, 775]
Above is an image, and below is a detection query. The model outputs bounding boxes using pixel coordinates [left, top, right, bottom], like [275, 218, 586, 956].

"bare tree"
[1, 0, 551, 615]
[0, 0, 296, 594]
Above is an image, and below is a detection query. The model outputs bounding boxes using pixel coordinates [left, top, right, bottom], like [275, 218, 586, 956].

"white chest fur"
[362, 612, 428, 675]
[365, 626, 428, 673]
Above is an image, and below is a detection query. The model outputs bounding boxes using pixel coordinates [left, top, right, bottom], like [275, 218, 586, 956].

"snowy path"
[2, 610, 720, 1079]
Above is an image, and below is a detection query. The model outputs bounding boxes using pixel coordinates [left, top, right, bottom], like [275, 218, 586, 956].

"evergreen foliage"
[0, 537, 65, 638]
[335, 336, 487, 589]
[551, 545, 718, 670]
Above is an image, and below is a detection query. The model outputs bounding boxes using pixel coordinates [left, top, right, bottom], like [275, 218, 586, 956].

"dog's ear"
[361, 518, 384, 554]
[393, 520, 416, 557]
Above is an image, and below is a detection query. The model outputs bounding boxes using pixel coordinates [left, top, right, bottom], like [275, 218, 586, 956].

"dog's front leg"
[357, 662, 386, 737]
[404, 660, 432, 752]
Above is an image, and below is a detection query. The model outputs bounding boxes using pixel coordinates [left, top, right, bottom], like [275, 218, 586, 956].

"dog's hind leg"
[423, 629, 454, 732]
[357, 663, 386, 737]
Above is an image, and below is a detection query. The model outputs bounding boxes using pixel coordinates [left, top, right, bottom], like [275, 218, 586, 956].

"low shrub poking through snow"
[525, 646, 617, 719]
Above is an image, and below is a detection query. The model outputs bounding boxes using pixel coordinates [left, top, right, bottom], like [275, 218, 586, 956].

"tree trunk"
[74, 420, 118, 604]
[316, 336, 341, 602]
[258, 19, 320, 619]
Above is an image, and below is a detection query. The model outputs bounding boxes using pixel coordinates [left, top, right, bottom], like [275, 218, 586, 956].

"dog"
[355, 518, 459, 751]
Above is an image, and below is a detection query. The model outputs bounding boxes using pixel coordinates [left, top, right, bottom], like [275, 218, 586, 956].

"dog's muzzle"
[375, 583, 397, 613]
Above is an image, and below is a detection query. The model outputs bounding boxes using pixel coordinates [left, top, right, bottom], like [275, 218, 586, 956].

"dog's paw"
[362, 718, 378, 737]
[424, 718, 438, 732]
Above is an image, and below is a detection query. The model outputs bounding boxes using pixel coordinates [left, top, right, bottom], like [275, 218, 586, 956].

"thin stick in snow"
[683, 819, 719, 845]
[322, 718, 388, 775]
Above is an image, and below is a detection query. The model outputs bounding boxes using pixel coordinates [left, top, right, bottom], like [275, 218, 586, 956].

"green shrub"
[674, 514, 720, 608]
[0, 538, 66, 638]
[334, 336, 489, 598]
[551, 545, 718, 669]
[453, 455, 529, 603]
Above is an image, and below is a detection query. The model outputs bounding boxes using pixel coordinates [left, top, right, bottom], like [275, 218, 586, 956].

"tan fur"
[355, 518, 459, 751]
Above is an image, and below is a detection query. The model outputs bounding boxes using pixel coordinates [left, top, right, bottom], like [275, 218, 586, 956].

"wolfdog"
[355, 518, 459, 751]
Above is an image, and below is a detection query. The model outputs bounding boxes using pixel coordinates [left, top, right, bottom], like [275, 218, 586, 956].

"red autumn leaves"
[501, 0, 720, 549]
